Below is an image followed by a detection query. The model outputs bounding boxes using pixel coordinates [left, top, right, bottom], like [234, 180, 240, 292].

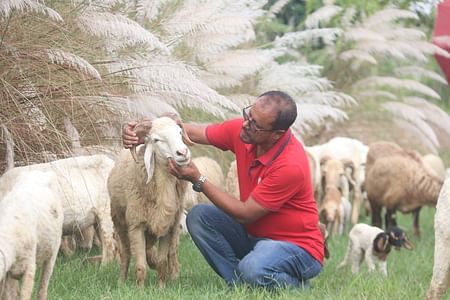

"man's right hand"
[122, 121, 145, 149]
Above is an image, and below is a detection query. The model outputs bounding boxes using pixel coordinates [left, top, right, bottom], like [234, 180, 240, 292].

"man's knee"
[186, 204, 215, 233]
[236, 255, 268, 286]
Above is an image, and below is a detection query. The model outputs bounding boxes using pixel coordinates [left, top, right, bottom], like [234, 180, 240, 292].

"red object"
[206, 118, 324, 264]
[433, 0, 450, 84]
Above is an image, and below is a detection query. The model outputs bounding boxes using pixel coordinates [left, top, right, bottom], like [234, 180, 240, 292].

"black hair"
[258, 91, 297, 130]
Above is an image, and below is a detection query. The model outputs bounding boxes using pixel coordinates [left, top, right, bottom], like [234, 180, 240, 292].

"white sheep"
[422, 153, 446, 181]
[0, 170, 63, 300]
[107, 116, 192, 287]
[338, 223, 414, 276]
[427, 178, 450, 300]
[0, 154, 116, 265]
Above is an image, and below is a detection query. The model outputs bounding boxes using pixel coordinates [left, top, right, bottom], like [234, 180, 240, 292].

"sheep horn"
[130, 119, 152, 162]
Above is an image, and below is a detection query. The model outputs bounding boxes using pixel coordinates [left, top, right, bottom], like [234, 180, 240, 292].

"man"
[122, 91, 324, 289]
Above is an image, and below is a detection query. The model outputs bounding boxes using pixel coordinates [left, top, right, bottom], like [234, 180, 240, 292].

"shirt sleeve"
[251, 163, 304, 211]
[205, 118, 243, 152]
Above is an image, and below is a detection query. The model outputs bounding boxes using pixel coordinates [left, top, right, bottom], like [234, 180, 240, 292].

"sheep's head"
[142, 117, 193, 183]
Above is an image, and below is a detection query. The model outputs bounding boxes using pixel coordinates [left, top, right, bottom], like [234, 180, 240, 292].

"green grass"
[43, 207, 443, 300]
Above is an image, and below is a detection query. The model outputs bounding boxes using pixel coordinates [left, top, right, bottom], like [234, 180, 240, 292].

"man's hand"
[122, 121, 147, 149]
[168, 159, 201, 183]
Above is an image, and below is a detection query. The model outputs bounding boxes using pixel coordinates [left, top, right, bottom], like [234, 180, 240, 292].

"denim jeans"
[186, 204, 322, 289]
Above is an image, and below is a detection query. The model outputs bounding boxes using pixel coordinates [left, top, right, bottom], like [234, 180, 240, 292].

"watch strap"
[192, 175, 207, 192]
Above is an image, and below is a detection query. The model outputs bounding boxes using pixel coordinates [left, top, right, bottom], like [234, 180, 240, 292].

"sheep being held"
[338, 223, 414, 276]
[0, 170, 63, 300]
[108, 116, 193, 288]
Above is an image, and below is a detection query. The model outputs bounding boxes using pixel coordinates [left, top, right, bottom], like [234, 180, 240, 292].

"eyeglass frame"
[242, 105, 277, 132]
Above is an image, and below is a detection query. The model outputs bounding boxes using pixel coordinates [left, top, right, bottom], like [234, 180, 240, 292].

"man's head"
[240, 91, 297, 146]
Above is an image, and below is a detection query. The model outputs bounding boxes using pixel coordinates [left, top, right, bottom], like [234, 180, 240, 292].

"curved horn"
[130, 119, 152, 162]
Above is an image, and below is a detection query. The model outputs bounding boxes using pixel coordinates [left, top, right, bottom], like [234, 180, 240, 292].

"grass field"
[44, 207, 442, 300]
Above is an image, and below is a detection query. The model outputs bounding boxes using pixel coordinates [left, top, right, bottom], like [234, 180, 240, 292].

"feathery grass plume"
[257, 62, 332, 95]
[354, 76, 441, 100]
[226, 94, 255, 109]
[135, 0, 170, 22]
[299, 91, 357, 107]
[205, 49, 281, 81]
[383, 101, 439, 148]
[0, 0, 63, 21]
[266, 0, 291, 18]
[304, 0, 342, 29]
[355, 90, 398, 101]
[339, 49, 377, 65]
[395, 66, 448, 84]
[197, 69, 242, 89]
[363, 7, 418, 28]
[404, 97, 450, 137]
[340, 6, 356, 29]
[274, 28, 343, 49]
[105, 57, 238, 116]
[1, 124, 14, 171]
[294, 103, 348, 135]
[77, 11, 168, 53]
[394, 118, 438, 154]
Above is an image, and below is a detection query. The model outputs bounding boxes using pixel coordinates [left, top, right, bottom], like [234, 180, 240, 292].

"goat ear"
[144, 144, 155, 184]
[403, 235, 415, 250]
[376, 234, 389, 251]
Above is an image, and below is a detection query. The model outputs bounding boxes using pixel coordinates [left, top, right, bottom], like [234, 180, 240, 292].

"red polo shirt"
[205, 118, 324, 264]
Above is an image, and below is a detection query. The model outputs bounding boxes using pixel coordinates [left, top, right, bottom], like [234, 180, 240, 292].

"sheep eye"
[152, 138, 160, 143]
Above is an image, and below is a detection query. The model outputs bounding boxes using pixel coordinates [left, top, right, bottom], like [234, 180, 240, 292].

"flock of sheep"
[0, 115, 449, 299]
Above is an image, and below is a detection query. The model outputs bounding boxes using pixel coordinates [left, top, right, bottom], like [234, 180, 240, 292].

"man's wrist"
[192, 175, 207, 192]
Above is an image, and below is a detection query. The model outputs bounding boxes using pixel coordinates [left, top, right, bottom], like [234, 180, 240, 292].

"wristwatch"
[192, 175, 207, 192]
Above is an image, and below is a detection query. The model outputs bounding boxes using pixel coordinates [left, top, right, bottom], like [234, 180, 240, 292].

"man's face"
[239, 98, 277, 144]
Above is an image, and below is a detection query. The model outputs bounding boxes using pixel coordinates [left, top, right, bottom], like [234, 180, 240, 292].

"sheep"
[0, 170, 63, 300]
[422, 153, 446, 181]
[318, 156, 354, 236]
[225, 159, 239, 199]
[427, 178, 450, 300]
[307, 137, 369, 224]
[365, 141, 443, 237]
[183, 156, 224, 210]
[0, 154, 116, 265]
[337, 223, 414, 276]
[305, 147, 321, 202]
[107, 116, 193, 288]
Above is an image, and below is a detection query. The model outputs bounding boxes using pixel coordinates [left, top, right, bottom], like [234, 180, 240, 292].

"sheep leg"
[384, 209, 397, 230]
[166, 226, 181, 281]
[96, 204, 116, 265]
[128, 227, 147, 288]
[351, 189, 362, 225]
[412, 207, 421, 238]
[378, 261, 388, 276]
[115, 222, 131, 283]
[145, 234, 157, 269]
[369, 199, 382, 229]
[19, 258, 36, 300]
[2, 276, 18, 300]
[427, 229, 450, 299]
[37, 251, 58, 300]
[364, 250, 376, 273]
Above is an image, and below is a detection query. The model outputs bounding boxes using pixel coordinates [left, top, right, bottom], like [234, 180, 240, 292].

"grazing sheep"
[0, 154, 116, 265]
[338, 223, 414, 276]
[427, 178, 450, 300]
[365, 141, 443, 237]
[0, 170, 63, 300]
[108, 116, 192, 287]
[318, 156, 354, 236]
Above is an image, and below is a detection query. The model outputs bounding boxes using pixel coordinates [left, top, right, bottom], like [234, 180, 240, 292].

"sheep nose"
[176, 148, 188, 157]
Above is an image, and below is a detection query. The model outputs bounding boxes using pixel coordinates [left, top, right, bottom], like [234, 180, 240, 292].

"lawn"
[46, 207, 440, 300]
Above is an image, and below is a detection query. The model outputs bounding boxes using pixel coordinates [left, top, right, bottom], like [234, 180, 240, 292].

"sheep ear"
[144, 144, 155, 184]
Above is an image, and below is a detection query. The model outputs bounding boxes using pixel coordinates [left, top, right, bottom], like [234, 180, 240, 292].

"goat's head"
[386, 226, 414, 251]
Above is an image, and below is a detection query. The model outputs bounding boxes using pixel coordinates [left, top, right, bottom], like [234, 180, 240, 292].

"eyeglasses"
[242, 105, 275, 132]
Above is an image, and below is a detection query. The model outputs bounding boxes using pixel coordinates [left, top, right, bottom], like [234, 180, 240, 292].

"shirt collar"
[245, 129, 292, 166]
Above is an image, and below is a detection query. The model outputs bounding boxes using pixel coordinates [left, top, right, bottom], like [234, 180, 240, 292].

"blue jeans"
[186, 204, 322, 289]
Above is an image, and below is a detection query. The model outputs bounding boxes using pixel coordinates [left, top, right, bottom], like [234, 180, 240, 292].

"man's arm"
[168, 159, 269, 224]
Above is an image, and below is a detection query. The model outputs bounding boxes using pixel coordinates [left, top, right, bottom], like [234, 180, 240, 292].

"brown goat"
[365, 141, 443, 237]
